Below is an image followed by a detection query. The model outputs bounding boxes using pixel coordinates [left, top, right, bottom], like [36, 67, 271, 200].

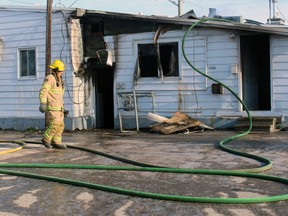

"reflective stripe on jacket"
[39, 74, 64, 111]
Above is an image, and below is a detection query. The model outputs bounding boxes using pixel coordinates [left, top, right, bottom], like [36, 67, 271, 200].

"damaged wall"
[107, 28, 240, 129]
[68, 18, 95, 130]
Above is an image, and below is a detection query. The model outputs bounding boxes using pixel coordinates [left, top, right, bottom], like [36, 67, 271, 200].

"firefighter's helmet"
[49, 59, 65, 71]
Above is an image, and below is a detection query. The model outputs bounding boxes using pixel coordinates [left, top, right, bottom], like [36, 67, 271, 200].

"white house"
[76, 9, 288, 131]
[0, 6, 92, 131]
[1, 6, 288, 131]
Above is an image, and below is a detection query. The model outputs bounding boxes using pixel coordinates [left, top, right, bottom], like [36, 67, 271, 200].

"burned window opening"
[138, 42, 179, 78]
[91, 22, 104, 36]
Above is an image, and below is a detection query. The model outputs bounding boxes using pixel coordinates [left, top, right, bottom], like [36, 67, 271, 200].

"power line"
[1, 0, 78, 7]
[2, 0, 35, 5]
[184, 0, 206, 10]
[69, 0, 79, 7]
[167, 0, 183, 16]
[277, 1, 288, 22]
[277, 6, 288, 22]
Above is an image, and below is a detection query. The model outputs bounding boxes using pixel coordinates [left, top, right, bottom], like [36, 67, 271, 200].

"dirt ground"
[0, 129, 287, 216]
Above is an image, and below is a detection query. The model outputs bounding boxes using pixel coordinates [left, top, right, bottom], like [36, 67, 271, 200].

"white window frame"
[134, 38, 182, 81]
[18, 47, 37, 79]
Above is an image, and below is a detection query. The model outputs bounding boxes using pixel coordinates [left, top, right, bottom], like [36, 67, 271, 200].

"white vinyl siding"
[271, 35, 288, 114]
[111, 29, 240, 119]
[0, 8, 75, 117]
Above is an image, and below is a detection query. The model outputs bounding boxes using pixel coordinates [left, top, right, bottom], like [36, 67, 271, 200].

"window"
[19, 48, 36, 77]
[138, 42, 179, 78]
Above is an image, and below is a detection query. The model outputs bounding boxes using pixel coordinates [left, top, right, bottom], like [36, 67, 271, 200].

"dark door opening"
[240, 34, 271, 110]
[95, 66, 114, 128]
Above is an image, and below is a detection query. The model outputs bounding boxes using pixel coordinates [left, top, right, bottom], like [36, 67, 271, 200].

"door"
[240, 34, 271, 110]
[95, 66, 114, 128]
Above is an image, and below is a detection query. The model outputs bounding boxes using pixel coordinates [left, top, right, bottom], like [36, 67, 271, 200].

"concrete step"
[234, 117, 280, 133]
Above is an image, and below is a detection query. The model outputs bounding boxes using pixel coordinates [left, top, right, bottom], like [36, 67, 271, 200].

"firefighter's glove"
[39, 104, 46, 113]
[64, 110, 69, 118]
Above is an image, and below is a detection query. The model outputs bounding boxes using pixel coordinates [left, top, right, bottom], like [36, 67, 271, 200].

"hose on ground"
[181, 17, 273, 173]
[0, 141, 288, 204]
[0, 18, 287, 204]
[0, 140, 26, 155]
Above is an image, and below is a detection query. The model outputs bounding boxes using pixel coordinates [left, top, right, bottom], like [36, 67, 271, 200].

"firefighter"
[39, 59, 68, 149]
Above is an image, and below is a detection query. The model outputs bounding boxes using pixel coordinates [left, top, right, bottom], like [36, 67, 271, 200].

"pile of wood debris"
[147, 112, 214, 135]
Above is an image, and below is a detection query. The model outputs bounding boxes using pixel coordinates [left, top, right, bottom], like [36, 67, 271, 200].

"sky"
[1, 0, 288, 24]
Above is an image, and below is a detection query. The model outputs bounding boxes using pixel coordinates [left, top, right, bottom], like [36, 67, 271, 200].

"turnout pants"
[43, 111, 65, 144]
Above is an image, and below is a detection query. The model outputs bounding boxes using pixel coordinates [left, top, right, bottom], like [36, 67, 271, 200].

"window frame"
[18, 47, 37, 79]
[135, 38, 182, 80]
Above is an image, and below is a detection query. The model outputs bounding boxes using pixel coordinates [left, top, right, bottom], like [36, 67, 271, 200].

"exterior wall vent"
[212, 83, 223, 94]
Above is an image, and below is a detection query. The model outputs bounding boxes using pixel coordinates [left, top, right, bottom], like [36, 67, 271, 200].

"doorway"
[95, 66, 114, 128]
[240, 34, 271, 110]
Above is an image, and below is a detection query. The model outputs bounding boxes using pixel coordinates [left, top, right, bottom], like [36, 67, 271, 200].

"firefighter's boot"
[42, 139, 52, 149]
[51, 143, 67, 149]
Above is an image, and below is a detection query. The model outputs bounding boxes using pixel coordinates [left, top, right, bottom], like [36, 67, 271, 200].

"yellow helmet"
[49, 59, 65, 71]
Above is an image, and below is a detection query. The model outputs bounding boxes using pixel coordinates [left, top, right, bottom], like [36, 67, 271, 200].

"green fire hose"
[0, 18, 287, 204]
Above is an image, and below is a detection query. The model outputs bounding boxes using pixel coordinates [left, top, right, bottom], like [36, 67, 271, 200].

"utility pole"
[45, 0, 53, 126]
[45, 0, 53, 76]
[272, 0, 278, 18]
[168, 0, 183, 16]
[178, 0, 183, 17]
[267, 0, 284, 25]
[268, 0, 271, 24]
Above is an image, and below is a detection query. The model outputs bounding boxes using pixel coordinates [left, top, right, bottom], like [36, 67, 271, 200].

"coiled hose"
[0, 18, 287, 204]
[0, 140, 25, 155]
